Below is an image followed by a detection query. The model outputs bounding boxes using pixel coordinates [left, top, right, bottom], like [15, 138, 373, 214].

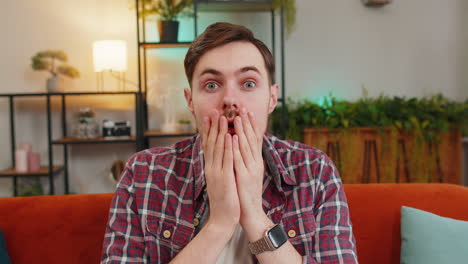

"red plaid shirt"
[101, 134, 357, 263]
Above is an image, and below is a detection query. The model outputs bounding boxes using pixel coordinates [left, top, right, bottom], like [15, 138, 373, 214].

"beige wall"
[1, 0, 467, 196]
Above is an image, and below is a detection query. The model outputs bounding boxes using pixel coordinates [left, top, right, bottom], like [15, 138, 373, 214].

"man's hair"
[184, 22, 275, 87]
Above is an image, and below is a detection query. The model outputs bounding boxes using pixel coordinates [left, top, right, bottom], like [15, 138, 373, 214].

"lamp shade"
[93, 40, 127, 72]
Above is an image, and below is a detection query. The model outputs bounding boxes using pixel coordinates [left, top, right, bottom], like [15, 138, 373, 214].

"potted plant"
[272, 0, 297, 36]
[17, 177, 44, 196]
[31, 50, 80, 92]
[271, 93, 467, 184]
[178, 119, 193, 132]
[140, 0, 193, 42]
[74, 108, 100, 139]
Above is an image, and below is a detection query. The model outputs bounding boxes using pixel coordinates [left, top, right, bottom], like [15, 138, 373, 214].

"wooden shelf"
[145, 130, 196, 138]
[52, 137, 137, 144]
[0, 91, 139, 97]
[139, 42, 192, 49]
[195, 0, 273, 12]
[0, 166, 63, 178]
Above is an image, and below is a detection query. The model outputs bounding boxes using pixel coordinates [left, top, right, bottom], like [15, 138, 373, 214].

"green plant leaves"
[140, 0, 193, 20]
[31, 50, 80, 78]
[270, 94, 468, 141]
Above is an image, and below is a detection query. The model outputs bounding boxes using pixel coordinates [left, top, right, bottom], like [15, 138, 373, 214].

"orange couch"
[0, 184, 467, 264]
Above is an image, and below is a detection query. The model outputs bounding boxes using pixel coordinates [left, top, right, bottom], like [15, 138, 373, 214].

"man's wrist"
[241, 211, 273, 242]
[204, 218, 237, 240]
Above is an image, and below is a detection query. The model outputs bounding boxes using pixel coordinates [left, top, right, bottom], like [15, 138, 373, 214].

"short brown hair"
[184, 22, 275, 87]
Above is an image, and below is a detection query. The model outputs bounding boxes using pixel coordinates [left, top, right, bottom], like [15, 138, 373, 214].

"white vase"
[179, 123, 193, 133]
[75, 119, 99, 138]
[161, 123, 179, 133]
[46, 76, 64, 92]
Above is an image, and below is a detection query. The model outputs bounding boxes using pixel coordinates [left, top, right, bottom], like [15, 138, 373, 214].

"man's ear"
[184, 88, 194, 114]
[268, 84, 279, 114]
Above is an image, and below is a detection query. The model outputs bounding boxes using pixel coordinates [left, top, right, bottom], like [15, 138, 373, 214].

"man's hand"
[232, 108, 266, 231]
[201, 110, 240, 232]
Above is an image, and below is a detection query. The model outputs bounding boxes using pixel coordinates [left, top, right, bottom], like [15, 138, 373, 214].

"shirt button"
[163, 230, 172, 239]
[194, 218, 200, 227]
[288, 229, 297, 238]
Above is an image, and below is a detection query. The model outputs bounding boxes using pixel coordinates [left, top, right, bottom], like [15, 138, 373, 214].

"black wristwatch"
[248, 224, 288, 255]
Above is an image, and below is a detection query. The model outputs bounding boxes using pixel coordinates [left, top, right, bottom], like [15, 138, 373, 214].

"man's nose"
[222, 87, 240, 117]
[223, 99, 239, 111]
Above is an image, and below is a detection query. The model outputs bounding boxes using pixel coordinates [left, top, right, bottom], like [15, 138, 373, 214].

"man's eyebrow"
[238, 66, 261, 75]
[199, 68, 222, 78]
[198, 66, 261, 78]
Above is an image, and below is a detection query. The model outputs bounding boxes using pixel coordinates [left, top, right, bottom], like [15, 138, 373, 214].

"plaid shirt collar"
[191, 134, 298, 200]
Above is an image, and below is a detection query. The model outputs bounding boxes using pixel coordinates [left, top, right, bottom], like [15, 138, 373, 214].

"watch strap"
[248, 224, 287, 255]
[248, 234, 275, 255]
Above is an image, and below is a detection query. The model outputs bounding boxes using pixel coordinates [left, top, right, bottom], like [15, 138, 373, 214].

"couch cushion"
[400, 206, 468, 264]
[345, 184, 468, 264]
[0, 230, 11, 264]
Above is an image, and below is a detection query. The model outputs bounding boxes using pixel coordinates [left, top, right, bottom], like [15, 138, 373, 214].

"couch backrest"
[0, 184, 467, 264]
[0, 193, 113, 264]
[345, 184, 468, 264]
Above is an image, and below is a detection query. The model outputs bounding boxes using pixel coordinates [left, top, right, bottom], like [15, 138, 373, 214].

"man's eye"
[243, 81, 256, 89]
[205, 82, 218, 90]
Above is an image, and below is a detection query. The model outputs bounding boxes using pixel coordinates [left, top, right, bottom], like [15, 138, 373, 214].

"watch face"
[267, 225, 288, 248]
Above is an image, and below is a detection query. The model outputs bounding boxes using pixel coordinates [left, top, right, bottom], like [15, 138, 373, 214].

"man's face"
[184, 41, 278, 138]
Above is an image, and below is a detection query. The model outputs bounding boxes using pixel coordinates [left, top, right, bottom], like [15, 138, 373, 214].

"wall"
[288, 0, 468, 101]
[0, 0, 467, 196]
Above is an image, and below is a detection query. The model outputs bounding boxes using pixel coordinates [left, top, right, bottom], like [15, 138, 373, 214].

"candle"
[15, 149, 28, 173]
[19, 142, 32, 152]
[28, 152, 41, 171]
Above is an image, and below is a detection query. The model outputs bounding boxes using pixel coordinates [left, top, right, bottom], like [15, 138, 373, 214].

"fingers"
[201, 116, 209, 150]
[213, 116, 228, 169]
[223, 133, 233, 172]
[248, 111, 263, 150]
[234, 115, 255, 163]
[204, 110, 219, 167]
[240, 108, 261, 159]
[232, 134, 247, 180]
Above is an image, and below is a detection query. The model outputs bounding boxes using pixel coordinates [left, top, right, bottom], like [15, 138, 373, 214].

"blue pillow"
[401, 206, 468, 264]
[0, 230, 11, 264]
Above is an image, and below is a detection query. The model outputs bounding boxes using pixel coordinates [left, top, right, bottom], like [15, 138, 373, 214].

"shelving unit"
[0, 0, 288, 197]
[0, 91, 141, 196]
[0, 167, 63, 178]
[140, 42, 192, 49]
[194, 0, 274, 12]
[135, 0, 287, 149]
[145, 130, 195, 138]
[51, 137, 137, 145]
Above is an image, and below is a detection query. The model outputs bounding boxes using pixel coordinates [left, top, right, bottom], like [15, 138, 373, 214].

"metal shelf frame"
[0, 0, 288, 197]
[0, 91, 141, 196]
[135, 0, 287, 143]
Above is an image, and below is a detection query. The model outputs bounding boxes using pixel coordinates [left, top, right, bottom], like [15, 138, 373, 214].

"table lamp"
[93, 40, 127, 91]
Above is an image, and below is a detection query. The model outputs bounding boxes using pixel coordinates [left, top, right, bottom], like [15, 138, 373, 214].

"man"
[101, 22, 358, 263]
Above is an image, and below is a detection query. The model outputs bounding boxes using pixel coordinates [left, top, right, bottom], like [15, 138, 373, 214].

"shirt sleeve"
[101, 156, 147, 264]
[305, 155, 358, 264]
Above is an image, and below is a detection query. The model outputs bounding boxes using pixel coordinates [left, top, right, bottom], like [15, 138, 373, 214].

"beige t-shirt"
[216, 224, 254, 264]
[196, 204, 254, 263]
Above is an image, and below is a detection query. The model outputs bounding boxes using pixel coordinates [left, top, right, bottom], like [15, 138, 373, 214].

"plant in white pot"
[31, 50, 80, 92]
[140, 0, 193, 43]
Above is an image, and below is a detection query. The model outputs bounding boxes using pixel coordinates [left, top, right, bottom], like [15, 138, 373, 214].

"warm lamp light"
[92, 40, 127, 91]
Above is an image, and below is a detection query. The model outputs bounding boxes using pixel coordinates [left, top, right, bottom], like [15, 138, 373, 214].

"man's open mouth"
[228, 121, 235, 135]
